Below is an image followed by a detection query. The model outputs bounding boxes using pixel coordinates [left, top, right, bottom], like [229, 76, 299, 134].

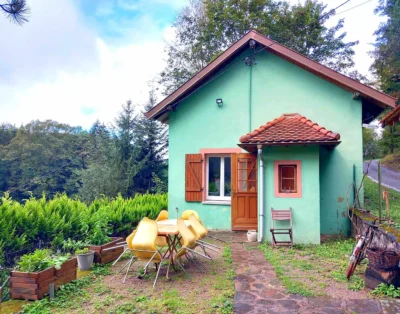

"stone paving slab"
[209, 231, 397, 314]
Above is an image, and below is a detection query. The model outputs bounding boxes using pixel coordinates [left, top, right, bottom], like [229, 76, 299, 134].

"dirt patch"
[381, 154, 400, 172]
[16, 240, 234, 314]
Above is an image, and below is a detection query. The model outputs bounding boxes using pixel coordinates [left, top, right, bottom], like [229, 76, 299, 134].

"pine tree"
[134, 91, 168, 193]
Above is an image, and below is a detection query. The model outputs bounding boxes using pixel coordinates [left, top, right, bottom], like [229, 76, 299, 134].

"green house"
[146, 30, 397, 244]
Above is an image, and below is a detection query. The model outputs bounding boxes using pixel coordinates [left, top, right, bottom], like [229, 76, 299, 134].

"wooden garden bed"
[89, 237, 124, 264]
[9, 257, 77, 301]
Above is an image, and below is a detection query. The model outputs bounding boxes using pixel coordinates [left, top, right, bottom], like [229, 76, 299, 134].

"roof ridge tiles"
[239, 113, 340, 143]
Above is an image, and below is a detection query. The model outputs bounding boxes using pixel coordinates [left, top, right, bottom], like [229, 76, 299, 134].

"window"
[206, 155, 231, 200]
[274, 160, 302, 198]
[279, 165, 297, 193]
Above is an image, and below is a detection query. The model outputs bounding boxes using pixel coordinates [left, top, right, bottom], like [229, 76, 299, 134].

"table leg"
[166, 255, 172, 280]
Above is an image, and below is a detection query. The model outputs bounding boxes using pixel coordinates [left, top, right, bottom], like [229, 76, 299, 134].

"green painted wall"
[261, 146, 320, 244]
[168, 48, 363, 241]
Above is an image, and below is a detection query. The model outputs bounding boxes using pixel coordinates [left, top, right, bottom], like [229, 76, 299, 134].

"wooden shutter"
[185, 154, 203, 202]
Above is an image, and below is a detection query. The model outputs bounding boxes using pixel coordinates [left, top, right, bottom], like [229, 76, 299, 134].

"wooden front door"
[231, 153, 258, 231]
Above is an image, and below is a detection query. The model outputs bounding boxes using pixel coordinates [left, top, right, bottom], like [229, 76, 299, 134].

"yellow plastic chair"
[155, 210, 169, 248]
[181, 209, 200, 221]
[122, 218, 165, 287]
[156, 210, 168, 221]
[188, 214, 220, 261]
[174, 218, 211, 276]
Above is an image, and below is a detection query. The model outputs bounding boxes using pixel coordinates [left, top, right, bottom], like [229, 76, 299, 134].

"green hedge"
[0, 193, 167, 265]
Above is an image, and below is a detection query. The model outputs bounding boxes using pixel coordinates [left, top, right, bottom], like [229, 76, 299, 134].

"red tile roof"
[239, 114, 340, 145]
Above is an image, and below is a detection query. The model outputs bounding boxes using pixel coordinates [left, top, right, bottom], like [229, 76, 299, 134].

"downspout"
[257, 144, 264, 242]
[249, 64, 252, 132]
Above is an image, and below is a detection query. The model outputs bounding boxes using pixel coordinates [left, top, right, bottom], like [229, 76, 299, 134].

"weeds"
[260, 238, 358, 297]
[372, 283, 400, 298]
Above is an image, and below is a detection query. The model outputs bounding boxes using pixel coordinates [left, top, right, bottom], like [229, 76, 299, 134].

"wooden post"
[0, 286, 2, 304]
[353, 164, 357, 206]
[378, 161, 382, 221]
[49, 283, 55, 299]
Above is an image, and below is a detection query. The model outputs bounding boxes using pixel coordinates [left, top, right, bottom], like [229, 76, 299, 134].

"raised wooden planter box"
[55, 257, 77, 288]
[10, 257, 77, 301]
[89, 237, 124, 264]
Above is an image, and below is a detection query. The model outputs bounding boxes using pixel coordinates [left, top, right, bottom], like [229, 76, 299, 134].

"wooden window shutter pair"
[185, 154, 203, 202]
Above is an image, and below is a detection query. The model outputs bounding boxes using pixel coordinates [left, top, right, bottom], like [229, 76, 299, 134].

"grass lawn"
[3, 245, 234, 314]
[364, 176, 400, 227]
[259, 238, 371, 298]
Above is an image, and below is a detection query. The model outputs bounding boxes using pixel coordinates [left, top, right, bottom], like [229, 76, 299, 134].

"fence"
[354, 161, 399, 228]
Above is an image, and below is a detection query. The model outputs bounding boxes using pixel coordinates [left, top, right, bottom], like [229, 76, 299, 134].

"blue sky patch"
[81, 106, 96, 115]
[79, 0, 177, 42]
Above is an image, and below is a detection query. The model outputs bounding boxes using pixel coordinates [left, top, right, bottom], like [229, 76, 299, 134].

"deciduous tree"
[159, 0, 359, 94]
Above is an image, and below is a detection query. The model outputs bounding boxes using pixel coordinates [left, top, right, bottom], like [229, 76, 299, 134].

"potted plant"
[10, 249, 76, 300]
[75, 248, 94, 271]
[63, 238, 94, 271]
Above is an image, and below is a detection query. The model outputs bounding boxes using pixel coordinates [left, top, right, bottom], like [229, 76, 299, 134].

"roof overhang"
[381, 106, 400, 127]
[239, 141, 341, 153]
[146, 30, 398, 123]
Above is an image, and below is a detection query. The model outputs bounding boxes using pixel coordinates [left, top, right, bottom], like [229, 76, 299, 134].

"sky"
[0, 0, 386, 129]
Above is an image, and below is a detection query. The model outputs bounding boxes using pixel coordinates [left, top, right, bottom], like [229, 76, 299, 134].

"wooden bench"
[270, 208, 293, 247]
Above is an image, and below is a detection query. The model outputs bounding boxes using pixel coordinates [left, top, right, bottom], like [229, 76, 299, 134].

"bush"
[0, 193, 167, 266]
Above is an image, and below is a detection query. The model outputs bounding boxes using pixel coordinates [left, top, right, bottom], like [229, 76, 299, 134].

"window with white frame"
[206, 155, 231, 200]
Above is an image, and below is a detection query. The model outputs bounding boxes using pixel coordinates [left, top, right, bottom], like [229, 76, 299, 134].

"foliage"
[363, 177, 400, 227]
[78, 96, 168, 202]
[0, 100, 168, 204]
[0, 0, 30, 25]
[362, 127, 383, 159]
[370, 0, 400, 98]
[133, 91, 168, 194]
[86, 210, 112, 246]
[379, 124, 400, 155]
[0, 120, 88, 202]
[0, 193, 167, 265]
[372, 283, 400, 298]
[62, 239, 88, 254]
[75, 248, 90, 255]
[159, 0, 359, 94]
[17, 249, 70, 272]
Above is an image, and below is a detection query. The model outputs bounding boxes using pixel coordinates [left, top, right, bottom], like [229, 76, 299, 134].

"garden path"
[209, 231, 400, 314]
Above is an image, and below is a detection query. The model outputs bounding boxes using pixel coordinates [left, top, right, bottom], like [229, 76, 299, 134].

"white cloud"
[0, 36, 167, 128]
[0, 0, 175, 128]
[0, 0, 99, 85]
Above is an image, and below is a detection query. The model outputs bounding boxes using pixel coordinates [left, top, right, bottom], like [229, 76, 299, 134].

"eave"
[146, 30, 398, 123]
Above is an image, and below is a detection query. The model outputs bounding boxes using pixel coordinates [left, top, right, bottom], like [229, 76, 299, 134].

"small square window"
[279, 165, 297, 193]
[274, 160, 302, 198]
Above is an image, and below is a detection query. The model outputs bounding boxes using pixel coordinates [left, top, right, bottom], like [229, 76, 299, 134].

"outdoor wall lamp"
[216, 98, 223, 107]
